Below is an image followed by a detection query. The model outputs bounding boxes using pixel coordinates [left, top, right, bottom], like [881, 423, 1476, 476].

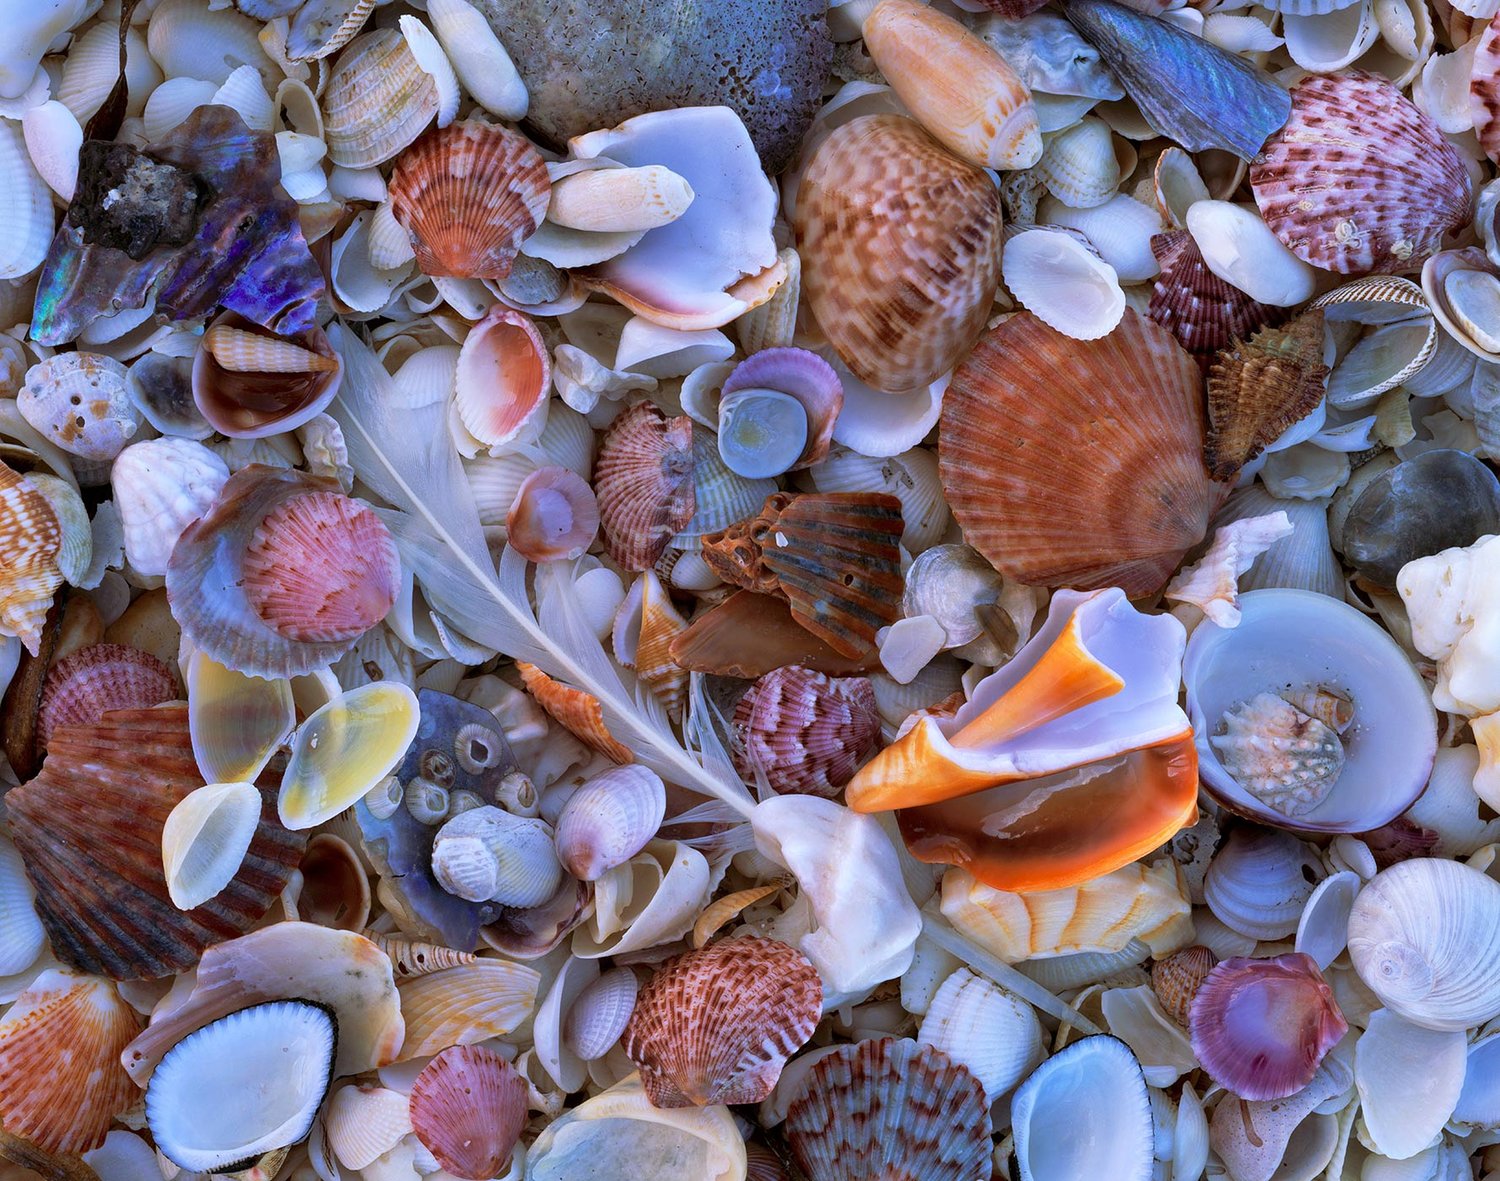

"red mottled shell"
[0, 968, 141, 1152]
[785, 1038, 992, 1181]
[731, 665, 880, 798]
[38, 643, 179, 748]
[389, 121, 551, 279]
[1189, 952, 1347, 1100]
[592, 402, 696, 572]
[622, 936, 822, 1107]
[241, 489, 400, 643]
[1475, 16, 1500, 164]
[940, 309, 1213, 596]
[1147, 229, 1280, 372]
[408, 1045, 527, 1180]
[1151, 945, 1218, 1028]
[1251, 70, 1472, 276]
[5, 704, 306, 980]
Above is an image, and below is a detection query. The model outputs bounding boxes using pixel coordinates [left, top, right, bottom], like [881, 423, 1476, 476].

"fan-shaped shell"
[592, 402, 696, 572]
[917, 967, 1045, 1103]
[38, 643, 178, 748]
[325, 1084, 411, 1172]
[939, 309, 1212, 597]
[395, 959, 542, 1060]
[623, 936, 821, 1107]
[785, 1038, 992, 1181]
[4, 704, 305, 979]
[408, 1045, 527, 1180]
[794, 114, 1004, 393]
[389, 121, 550, 279]
[1147, 229, 1281, 371]
[0, 459, 62, 657]
[192, 314, 343, 440]
[0, 968, 141, 1153]
[1151, 945, 1217, 1028]
[731, 665, 880, 798]
[323, 29, 439, 168]
[1250, 69, 1472, 275]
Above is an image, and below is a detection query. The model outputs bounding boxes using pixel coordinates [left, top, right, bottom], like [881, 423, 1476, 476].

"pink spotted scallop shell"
[621, 936, 822, 1107]
[38, 643, 180, 748]
[408, 1045, 528, 1181]
[1250, 70, 1472, 276]
[731, 665, 881, 798]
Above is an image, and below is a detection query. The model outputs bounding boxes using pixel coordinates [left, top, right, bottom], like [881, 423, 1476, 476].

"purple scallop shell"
[721, 347, 843, 471]
[731, 665, 880, 798]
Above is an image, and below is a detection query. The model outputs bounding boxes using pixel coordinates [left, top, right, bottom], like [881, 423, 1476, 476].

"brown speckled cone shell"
[592, 402, 696, 572]
[1147, 229, 1280, 372]
[785, 1037, 993, 1181]
[731, 665, 880, 797]
[702, 492, 904, 658]
[1205, 311, 1328, 482]
[940, 309, 1212, 597]
[1151, 945, 1218, 1028]
[408, 1045, 527, 1180]
[6, 704, 306, 980]
[622, 936, 822, 1107]
[517, 662, 632, 764]
[1473, 16, 1500, 163]
[37, 643, 179, 748]
[794, 114, 1004, 393]
[1251, 70, 1472, 275]
[0, 969, 141, 1153]
[390, 121, 551, 279]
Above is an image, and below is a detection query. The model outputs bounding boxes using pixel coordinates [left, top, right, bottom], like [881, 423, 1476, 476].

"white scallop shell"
[1204, 826, 1324, 941]
[58, 23, 159, 125]
[111, 437, 231, 577]
[161, 782, 262, 911]
[1033, 116, 1121, 209]
[918, 967, 1044, 1102]
[212, 65, 275, 133]
[0, 118, 53, 281]
[0, 0, 93, 101]
[141, 76, 219, 143]
[324, 1084, 411, 1172]
[0, 832, 44, 977]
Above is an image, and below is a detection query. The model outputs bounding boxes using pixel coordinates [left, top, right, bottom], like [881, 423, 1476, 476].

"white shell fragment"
[161, 782, 262, 911]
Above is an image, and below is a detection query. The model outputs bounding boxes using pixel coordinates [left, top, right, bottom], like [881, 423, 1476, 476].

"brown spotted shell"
[1151, 945, 1218, 1028]
[592, 402, 696, 572]
[38, 643, 180, 749]
[731, 665, 880, 798]
[794, 114, 1004, 393]
[621, 936, 822, 1107]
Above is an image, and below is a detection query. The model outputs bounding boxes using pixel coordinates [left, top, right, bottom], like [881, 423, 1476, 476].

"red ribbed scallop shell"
[0, 968, 142, 1152]
[622, 936, 822, 1107]
[731, 665, 880, 798]
[5, 704, 305, 980]
[408, 1045, 527, 1180]
[1251, 70, 1472, 275]
[389, 120, 551, 279]
[241, 489, 399, 643]
[592, 402, 696, 572]
[785, 1038, 992, 1181]
[1147, 229, 1280, 372]
[38, 643, 179, 748]
[939, 309, 1213, 596]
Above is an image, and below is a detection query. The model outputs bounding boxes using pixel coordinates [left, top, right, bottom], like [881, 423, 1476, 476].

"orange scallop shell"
[939, 309, 1213, 597]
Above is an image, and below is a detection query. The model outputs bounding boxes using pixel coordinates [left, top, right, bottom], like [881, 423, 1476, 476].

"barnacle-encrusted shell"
[622, 937, 822, 1107]
[730, 665, 880, 797]
[592, 402, 695, 572]
[19, 353, 142, 461]
[1210, 693, 1346, 819]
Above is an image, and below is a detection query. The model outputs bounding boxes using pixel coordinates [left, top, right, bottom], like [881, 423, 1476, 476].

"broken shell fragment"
[19, 353, 142, 461]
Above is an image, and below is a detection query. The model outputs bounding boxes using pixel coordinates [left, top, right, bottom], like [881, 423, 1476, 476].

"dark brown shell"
[622, 936, 822, 1107]
[593, 402, 696, 572]
[701, 492, 903, 658]
[37, 643, 179, 749]
[940, 309, 1212, 597]
[669, 590, 882, 679]
[6, 704, 306, 980]
[1204, 311, 1329, 482]
[1147, 229, 1280, 372]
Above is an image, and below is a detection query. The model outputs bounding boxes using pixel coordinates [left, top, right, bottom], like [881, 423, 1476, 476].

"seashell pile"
[3, 0, 1500, 1178]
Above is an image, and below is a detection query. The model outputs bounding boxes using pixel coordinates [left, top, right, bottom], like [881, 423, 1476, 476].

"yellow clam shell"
[278, 681, 419, 830]
[186, 648, 296, 784]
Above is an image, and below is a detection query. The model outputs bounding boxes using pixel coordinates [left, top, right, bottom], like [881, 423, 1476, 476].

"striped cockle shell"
[917, 967, 1045, 1103]
[553, 765, 666, 881]
[39, 643, 179, 749]
[1033, 116, 1121, 209]
[19, 353, 142, 462]
[562, 966, 638, 1061]
[0, 459, 62, 657]
[0, 968, 142, 1153]
[592, 402, 696, 572]
[323, 29, 439, 168]
[622, 936, 822, 1107]
[1151, 945, 1218, 1028]
[731, 665, 880, 798]
[325, 1084, 412, 1171]
[408, 1045, 527, 1180]
[395, 959, 542, 1060]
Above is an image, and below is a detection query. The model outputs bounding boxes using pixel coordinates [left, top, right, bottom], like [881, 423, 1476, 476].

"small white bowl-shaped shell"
[278, 682, 419, 830]
[1039, 193, 1165, 284]
[826, 359, 945, 460]
[1283, 2, 1380, 72]
[186, 648, 295, 785]
[425, 0, 527, 120]
[1353, 1007, 1466, 1159]
[21, 100, 82, 203]
[325, 1083, 412, 1172]
[430, 805, 563, 908]
[1003, 228, 1125, 341]
[1347, 857, 1500, 1031]
[111, 438, 231, 578]
[563, 966, 639, 1062]
[142, 77, 220, 143]
[553, 765, 667, 881]
[918, 967, 1044, 1103]
[212, 65, 275, 133]
[1187, 200, 1317, 308]
[1034, 117, 1121, 210]
[505, 466, 600, 562]
[1204, 826, 1323, 941]
[20, 353, 144, 462]
[162, 782, 262, 911]
[0, 114, 52, 281]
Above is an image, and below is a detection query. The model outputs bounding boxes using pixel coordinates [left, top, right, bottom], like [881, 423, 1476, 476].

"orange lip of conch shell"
[844, 587, 1198, 892]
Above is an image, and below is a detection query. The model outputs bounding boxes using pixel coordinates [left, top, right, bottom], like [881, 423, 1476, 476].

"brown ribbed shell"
[794, 114, 1003, 393]
[1147, 229, 1280, 371]
[37, 643, 179, 749]
[939, 309, 1212, 596]
[1251, 70, 1472, 276]
[6, 704, 306, 980]
[593, 402, 696, 572]
[389, 120, 551, 279]
[622, 936, 822, 1107]
[1151, 944, 1218, 1028]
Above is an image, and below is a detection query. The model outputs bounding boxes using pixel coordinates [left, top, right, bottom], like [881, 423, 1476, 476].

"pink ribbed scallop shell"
[408, 1045, 527, 1181]
[720, 348, 843, 471]
[1251, 70, 1472, 276]
[621, 936, 822, 1107]
[592, 402, 696, 572]
[731, 665, 880, 798]
[785, 1038, 992, 1181]
[38, 643, 180, 748]
[1147, 229, 1280, 371]
[505, 466, 600, 562]
[1189, 952, 1347, 1100]
[241, 489, 400, 643]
